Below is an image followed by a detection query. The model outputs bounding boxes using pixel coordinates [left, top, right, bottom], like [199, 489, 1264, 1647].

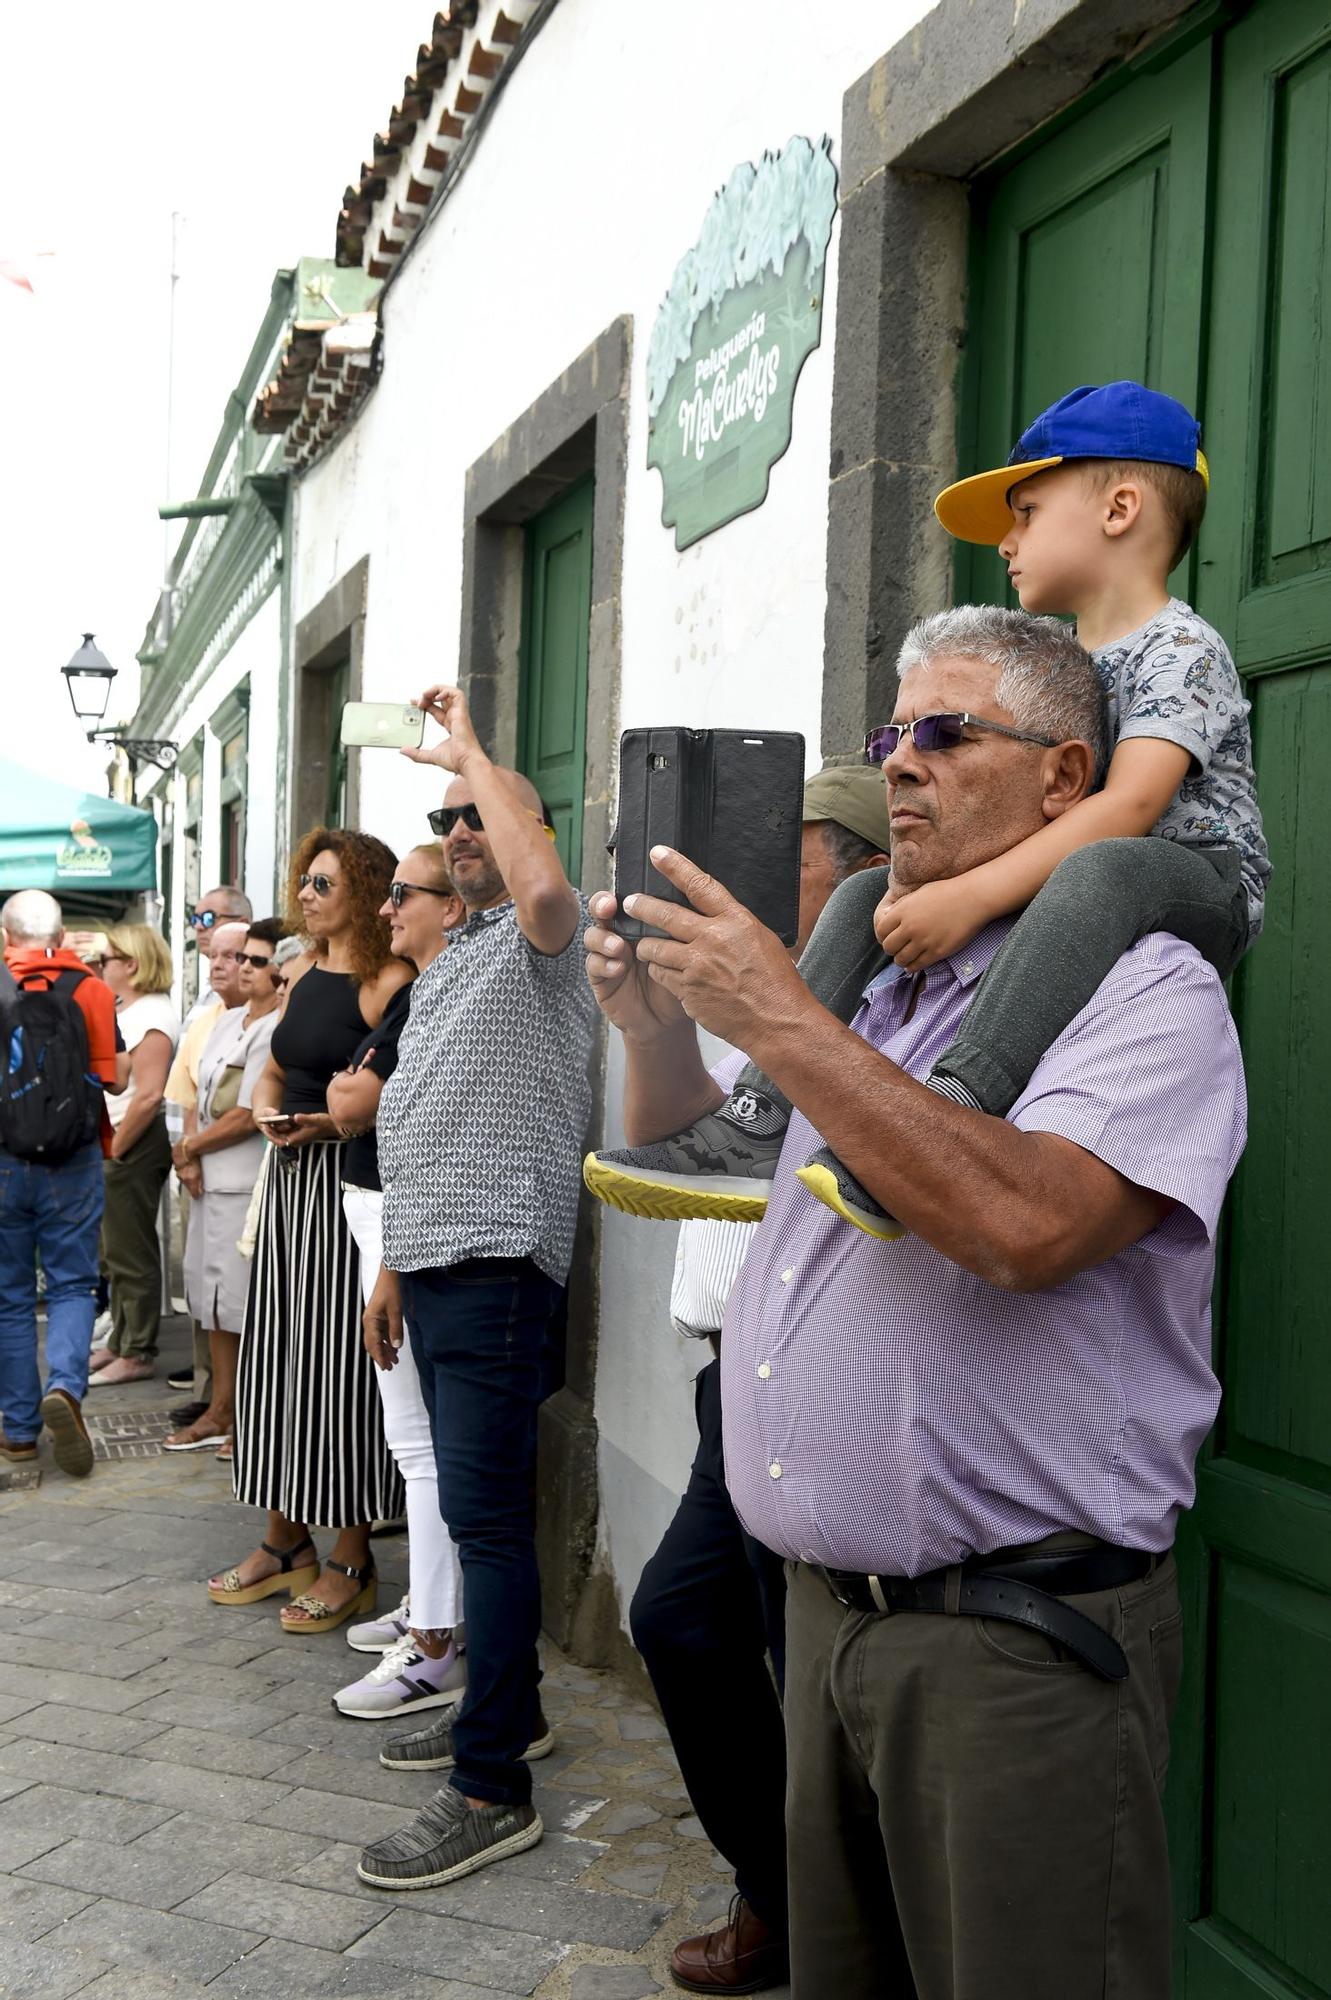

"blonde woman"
[90, 924, 180, 1385]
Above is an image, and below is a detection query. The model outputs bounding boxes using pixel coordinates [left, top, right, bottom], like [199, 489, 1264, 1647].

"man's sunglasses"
[863, 711, 1060, 764]
[427, 803, 484, 838]
[388, 880, 453, 908]
[186, 907, 218, 928]
[426, 802, 557, 840]
[298, 871, 335, 896]
[236, 952, 275, 969]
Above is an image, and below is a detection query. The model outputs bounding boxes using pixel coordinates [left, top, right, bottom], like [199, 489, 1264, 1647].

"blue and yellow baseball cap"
[934, 382, 1209, 545]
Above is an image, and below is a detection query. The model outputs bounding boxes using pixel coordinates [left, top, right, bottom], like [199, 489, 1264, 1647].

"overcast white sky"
[1, 1, 431, 793]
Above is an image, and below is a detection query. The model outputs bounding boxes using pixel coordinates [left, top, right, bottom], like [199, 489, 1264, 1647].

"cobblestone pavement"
[0, 1321, 789, 1999]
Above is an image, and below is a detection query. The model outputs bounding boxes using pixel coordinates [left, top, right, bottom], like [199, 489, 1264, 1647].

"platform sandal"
[207, 1536, 319, 1607]
[280, 1558, 377, 1635]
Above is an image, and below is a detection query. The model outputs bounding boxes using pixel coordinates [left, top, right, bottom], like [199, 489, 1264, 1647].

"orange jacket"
[4, 946, 119, 1154]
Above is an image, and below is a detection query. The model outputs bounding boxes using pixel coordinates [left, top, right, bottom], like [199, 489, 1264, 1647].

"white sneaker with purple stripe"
[333, 1634, 467, 1720]
[346, 1592, 412, 1655]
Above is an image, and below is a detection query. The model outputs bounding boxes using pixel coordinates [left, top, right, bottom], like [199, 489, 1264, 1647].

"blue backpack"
[0, 962, 103, 1163]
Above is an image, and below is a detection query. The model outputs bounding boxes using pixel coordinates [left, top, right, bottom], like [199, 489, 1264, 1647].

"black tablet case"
[613, 727, 805, 944]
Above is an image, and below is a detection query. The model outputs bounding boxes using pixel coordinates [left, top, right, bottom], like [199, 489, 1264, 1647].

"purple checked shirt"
[721, 923, 1247, 1577]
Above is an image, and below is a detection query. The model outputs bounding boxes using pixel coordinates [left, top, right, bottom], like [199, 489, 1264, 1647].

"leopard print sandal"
[280, 1558, 377, 1635]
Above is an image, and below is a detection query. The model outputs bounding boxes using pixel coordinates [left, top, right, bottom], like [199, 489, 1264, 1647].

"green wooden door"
[960, 38, 1213, 609]
[1177, 4, 1331, 1992]
[519, 478, 593, 883]
[963, 9, 1331, 1995]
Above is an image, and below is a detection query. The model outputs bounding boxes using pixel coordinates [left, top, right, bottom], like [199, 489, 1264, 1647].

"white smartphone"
[339, 701, 425, 749]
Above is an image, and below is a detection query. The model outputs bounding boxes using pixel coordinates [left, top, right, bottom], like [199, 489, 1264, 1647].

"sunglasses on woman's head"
[388, 880, 453, 908]
[863, 711, 1060, 765]
[298, 872, 335, 896]
[427, 802, 484, 838]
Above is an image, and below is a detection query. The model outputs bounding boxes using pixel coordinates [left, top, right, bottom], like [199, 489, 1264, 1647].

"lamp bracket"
[87, 731, 179, 772]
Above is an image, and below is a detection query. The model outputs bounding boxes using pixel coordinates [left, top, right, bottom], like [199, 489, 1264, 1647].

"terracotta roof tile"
[334, 0, 540, 274]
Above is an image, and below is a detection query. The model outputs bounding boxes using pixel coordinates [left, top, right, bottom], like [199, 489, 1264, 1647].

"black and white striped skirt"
[234, 1140, 404, 1529]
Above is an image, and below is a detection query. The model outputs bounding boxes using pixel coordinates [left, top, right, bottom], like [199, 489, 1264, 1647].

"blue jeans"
[401, 1255, 563, 1806]
[0, 1142, 104, 1442]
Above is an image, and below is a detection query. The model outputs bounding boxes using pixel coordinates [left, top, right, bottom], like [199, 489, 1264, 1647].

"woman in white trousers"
[327, 848, 467, 1720]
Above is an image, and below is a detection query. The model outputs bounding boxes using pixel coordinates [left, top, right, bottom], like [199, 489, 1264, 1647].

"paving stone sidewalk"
[0, 1320, 789, 1999]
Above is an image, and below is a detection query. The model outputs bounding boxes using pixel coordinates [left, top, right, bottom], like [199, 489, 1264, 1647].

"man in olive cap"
[630, 764, 889, 1996]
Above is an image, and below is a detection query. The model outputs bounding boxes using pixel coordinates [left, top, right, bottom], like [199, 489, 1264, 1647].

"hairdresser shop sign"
[646, 135, 838, 550]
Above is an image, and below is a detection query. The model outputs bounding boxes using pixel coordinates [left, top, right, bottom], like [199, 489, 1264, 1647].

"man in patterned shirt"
[584, 609, 1247, 1997]
[359, 684, 596, 1891]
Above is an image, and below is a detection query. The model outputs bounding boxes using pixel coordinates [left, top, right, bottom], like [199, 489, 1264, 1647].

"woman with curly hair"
[209, 829, 411, 1632]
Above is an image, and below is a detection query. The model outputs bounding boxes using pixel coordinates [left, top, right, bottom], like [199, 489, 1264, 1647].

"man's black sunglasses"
[388, 880, 454, 908]
[864, 711, 1060, 764]
[427, 803, 484, 838]
[186, 907, 218, 928]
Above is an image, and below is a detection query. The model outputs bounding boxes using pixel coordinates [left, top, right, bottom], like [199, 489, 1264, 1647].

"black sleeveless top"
[270, 965, 368, 1114]
[342, 981, 414, 1193]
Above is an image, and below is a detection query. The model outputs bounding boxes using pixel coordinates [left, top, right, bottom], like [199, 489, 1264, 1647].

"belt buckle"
[867, 1575, 891, 1616]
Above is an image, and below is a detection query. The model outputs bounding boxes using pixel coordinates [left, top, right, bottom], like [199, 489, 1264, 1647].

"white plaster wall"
[291, 0, 933, 1627]
[147, 591, 284, 1003]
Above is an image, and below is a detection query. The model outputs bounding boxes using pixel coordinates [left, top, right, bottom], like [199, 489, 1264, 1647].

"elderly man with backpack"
[0, 890, 121, 1478]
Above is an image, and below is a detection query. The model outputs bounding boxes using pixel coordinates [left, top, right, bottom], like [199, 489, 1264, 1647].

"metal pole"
[162, 212, 183, 610]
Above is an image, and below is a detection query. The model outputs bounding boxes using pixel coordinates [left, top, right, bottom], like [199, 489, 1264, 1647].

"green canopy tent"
[0, 759, 158, 921]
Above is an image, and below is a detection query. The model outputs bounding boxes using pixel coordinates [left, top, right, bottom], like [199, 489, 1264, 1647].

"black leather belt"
[816, 1544, 1160, 1682]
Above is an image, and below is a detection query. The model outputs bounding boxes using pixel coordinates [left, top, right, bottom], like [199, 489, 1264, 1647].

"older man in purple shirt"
[585, 606, 1246, 2000]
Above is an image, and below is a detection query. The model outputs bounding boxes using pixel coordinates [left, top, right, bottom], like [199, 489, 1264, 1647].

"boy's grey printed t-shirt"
[1093, 597, 1269, 936]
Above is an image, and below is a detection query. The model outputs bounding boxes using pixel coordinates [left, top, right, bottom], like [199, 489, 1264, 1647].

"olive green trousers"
[783, 1548, 1183, 1999]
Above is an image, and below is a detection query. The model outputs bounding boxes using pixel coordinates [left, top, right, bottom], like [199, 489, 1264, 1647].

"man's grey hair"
[822, 821, 885, 883]
[203, 884, 253, 920]
[1, 890, 63, 944]
[897, 605, 1109, 782]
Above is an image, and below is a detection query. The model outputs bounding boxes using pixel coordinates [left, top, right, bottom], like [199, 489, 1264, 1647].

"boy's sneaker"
[380, 1707, 553, 1771]
[166, 1369, 194, 1393]
[795, 1148, 906, 1241]
[333, 1634, 467, 1719]
[358, 1788, 542, 1890]
[582, 1088, 788, 1223]
[347, 1590, 411, 1655]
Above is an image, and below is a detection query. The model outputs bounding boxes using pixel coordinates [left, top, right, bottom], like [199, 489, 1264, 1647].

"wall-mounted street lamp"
[60, 633, 178, 774]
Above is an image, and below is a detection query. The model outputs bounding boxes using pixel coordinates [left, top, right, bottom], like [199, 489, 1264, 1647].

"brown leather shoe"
[0, 1432, 39, 1465]
[670, 1895, 789, 1994]
[39, 1389, 95, 1478]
